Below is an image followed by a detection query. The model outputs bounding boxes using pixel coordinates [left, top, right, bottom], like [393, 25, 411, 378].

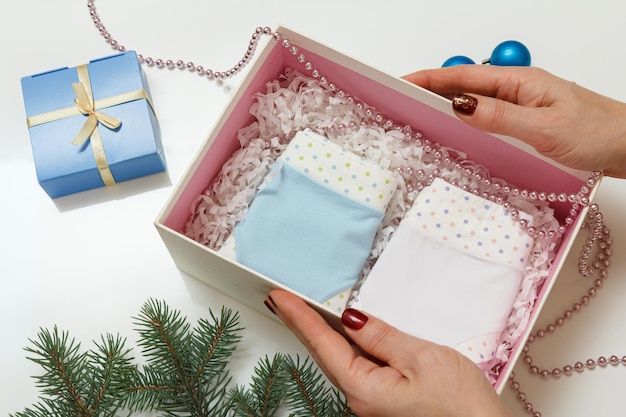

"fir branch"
[327, 388, 358, 417]
[229, 387, 261, 417]
[11, 299, 357, 417]
[124, 363, 184, 411]
[131, 298, 242, 417]
[10, 327, 139, 417]
[282, 355, 330, 417]
[85, 333, 141, 415]
[10, 398, 76, 417]
[282, 356, 357, 417]
[249, 354, 287, 416]
[134, 298, 192, 376]
[229, 354, 287, 417]
[25, 326, 89, 413]
[192, 307, 242, 384]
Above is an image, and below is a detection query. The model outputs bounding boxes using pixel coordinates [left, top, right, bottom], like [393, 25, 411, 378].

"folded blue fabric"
[232, 129, 397, 302]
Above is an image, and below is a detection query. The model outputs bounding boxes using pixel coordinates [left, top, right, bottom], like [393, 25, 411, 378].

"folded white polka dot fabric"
[353, 178, 534, 368]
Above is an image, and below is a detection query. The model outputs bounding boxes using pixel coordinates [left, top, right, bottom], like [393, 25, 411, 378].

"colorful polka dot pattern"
[281, 129, 397, 213]
[455, 333, 499, 365]
[406, 178, 534, 269]
[324, 289, 351, 313]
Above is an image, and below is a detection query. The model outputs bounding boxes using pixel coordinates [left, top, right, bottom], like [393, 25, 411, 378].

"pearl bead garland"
[509, 204, 613, 417]
[86, 3, 614, 416]
[86, 0, 599, 241]
[87, 0, 277, 80]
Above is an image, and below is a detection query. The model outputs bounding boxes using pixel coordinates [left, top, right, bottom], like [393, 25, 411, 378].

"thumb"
[451, 93, 547, 145]
[341, 308, 433, 373]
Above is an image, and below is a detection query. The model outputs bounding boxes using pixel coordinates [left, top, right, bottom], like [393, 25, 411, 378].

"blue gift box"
[21, 51, 165, 198]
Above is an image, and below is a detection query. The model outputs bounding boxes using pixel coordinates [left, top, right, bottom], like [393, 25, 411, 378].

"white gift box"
[155, 26, 599, 392]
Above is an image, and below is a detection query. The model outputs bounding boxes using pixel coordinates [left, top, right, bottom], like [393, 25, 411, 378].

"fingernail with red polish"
[268, 295, 278, 309]
[342, 308, 368, 330]
[264, 299, 276, 315]
[452, 93, 478, 115]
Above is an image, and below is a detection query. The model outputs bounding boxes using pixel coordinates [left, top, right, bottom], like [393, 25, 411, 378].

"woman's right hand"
[404, 65, 626, 178]
[267, 290, 512, 417]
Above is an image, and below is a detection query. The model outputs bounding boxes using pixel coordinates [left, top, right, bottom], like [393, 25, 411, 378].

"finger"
[269, 291, 408, 394]
[267, 290, 382, 389]
[340, 308, 435, 378]
[451, 93, 553, 151]
[403, 65, 551, 104]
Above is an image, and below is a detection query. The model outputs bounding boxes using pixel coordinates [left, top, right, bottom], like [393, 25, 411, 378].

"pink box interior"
[164, 44, 585, 230]
[158, 32, 591, 392]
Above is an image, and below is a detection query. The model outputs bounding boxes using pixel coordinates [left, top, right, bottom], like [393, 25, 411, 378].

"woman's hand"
[404, 65, 626, 178]
[266, 289, 512, 417]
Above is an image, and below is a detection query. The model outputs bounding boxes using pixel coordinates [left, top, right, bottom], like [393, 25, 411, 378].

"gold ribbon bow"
[26, 63, 153, 186]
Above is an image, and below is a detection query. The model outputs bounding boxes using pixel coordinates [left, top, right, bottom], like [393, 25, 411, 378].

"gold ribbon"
[26, 64, 153, 186]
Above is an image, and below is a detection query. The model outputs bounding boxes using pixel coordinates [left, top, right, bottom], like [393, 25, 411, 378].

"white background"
[2, 1, 626, 416]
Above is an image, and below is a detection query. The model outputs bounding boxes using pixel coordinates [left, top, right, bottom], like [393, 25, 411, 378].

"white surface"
[2, 1, 626, 415]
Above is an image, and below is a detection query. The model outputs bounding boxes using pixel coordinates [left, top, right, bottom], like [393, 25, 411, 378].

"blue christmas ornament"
[441, 40, 531, 68]
[485, 40, 531, 66]
[441, 55, 476, 67]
